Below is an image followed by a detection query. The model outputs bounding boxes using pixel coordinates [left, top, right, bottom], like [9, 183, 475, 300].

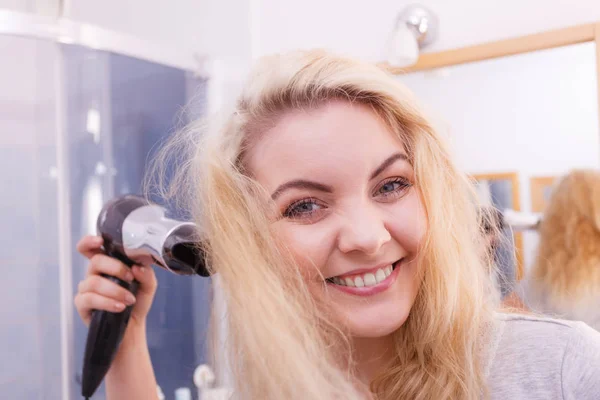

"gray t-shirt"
[516, 275, 600, 332]
[485, 313, 600, 399]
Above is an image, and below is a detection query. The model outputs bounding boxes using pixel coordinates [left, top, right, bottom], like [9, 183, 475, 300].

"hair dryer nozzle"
[113, 196, 208, 277]
[163, 224, 209, 277]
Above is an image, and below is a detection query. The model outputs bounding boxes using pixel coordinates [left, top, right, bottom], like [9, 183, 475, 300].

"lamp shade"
[386, 22, 419, 67]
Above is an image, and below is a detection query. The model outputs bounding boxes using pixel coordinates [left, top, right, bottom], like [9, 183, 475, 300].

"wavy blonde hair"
[147, 50, 496, 400]
[531, 169, 600, 304]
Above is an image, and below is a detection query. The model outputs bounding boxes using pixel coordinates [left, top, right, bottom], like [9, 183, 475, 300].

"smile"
[325, 259, 403, 296]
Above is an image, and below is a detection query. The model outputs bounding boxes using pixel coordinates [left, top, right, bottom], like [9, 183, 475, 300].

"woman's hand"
[74, 235, 158, 327]
[74, 235, 160, 399]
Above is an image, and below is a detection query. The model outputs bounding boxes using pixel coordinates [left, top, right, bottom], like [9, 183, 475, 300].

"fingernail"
[138, 266, 146, 274]
[125, 293, 136, 305]
[115, 302, 126, 311]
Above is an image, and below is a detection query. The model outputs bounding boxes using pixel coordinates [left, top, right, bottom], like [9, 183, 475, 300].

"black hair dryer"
[81, 194, 209, 399]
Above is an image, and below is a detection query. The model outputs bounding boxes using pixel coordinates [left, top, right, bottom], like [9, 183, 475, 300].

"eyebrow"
[271, 180, 333, 200]
[369, 152, 409, 180]
[270, 152, 409, 200]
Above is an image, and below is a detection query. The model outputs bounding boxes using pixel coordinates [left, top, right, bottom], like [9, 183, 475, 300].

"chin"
[327, 261, 420, 338]
[329, 292, 418, 338]
[344, 305, 411, 338]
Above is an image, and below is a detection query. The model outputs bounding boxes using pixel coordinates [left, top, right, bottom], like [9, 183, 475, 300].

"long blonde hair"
[147, 49, 496, 400]
[531, 169, 600, 304]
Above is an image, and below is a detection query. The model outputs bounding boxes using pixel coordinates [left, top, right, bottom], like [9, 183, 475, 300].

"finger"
[87, 254, 134, 283]
[131, 265, 157, 293]
[77, 235, 105, 259]
[75, 292, 128, 319]
[78, 275, 136, 306]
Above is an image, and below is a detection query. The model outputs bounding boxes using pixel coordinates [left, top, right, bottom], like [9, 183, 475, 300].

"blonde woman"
[74, 50, 600, 400]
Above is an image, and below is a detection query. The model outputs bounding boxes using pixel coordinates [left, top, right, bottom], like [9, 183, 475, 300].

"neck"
[351, 334, 396, 387]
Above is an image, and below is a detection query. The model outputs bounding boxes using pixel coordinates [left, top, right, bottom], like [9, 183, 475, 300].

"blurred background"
[2, 1, 600, 399]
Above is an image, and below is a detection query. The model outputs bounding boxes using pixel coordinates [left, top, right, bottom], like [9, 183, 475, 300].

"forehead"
[246, 101, 406, 183]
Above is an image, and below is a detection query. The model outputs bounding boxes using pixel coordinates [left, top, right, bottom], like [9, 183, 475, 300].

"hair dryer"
[81, 194, 209, 399]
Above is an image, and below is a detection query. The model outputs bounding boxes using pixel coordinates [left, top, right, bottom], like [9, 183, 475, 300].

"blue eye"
[283, 198, 324, 219]
[376, 178, 411, 198]
[380, 181, 401, 193]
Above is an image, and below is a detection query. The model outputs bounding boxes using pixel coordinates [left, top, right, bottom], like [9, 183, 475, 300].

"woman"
[74, 50, 600, 399]
[520, 169, 600, 331]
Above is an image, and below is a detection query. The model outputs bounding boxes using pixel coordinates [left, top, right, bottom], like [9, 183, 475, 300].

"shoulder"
[496, 312, 600, 354]
[491, 313, 580, 373]
[559, 318, 600, 399]
[514, 277, 600, 331]
[496, 312, 584, 341]
[490, 313, 600, 399]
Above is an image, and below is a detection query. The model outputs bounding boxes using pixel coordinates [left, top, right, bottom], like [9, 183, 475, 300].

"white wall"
[6, 1, 600, 72]
[65, 0, 205, 58]
[8, 0, 600, 103]
[64, 0, 231, 64]
[400, 42, 600, 177]
[0, 0, 33, 13]
[0, 0, 58, 15]
[257, 0, 600, 61]
[399, 41, 600, 270]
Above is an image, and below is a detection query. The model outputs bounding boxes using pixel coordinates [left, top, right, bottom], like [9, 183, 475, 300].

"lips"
[325, 259, 402, 288]
[324, 259, 403, 297]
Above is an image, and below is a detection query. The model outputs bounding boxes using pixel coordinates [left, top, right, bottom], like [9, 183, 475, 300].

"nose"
[336, 205, 391, 255]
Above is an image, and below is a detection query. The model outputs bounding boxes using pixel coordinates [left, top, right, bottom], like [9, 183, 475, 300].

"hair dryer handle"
[81, 251, 139, 398]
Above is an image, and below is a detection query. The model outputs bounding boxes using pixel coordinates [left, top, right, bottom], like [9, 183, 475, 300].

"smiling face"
[246, 100, 426, 338]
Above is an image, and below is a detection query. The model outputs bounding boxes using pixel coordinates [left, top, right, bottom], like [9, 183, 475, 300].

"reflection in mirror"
[397, 40, 600, 325]
[473, 173, 521, 303]
[524, 169, 600, 332]
[530, 176, 558, 213]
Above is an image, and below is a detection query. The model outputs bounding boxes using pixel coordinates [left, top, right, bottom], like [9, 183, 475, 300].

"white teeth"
[363, 273, 377, 287]
[330, 264, 396, 288]
[385, 266, 392, 277]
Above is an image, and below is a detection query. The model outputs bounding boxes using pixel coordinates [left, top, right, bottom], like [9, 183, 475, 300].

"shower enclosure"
[1, 12, 212, 399]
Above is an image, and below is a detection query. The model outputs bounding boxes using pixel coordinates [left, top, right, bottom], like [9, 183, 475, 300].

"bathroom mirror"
[389, 23, 600, 280]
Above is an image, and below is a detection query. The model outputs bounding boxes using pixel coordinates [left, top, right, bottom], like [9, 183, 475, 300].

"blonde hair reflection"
[530, 169, 600, 330]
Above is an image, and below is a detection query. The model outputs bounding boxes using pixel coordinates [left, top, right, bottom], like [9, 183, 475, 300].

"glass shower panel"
[64, 45, 211, 399]
[0, 35, 63, 399]
[62, 43, 118, 399]
[0, 33, 210, 399]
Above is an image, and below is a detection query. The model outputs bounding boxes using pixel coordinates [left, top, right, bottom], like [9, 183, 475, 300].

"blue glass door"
[61, 44, 211, 399]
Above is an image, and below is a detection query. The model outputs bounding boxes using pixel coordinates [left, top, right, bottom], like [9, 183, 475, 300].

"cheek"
[272, 223, 336, 277]
[386, 192, 427, 253]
